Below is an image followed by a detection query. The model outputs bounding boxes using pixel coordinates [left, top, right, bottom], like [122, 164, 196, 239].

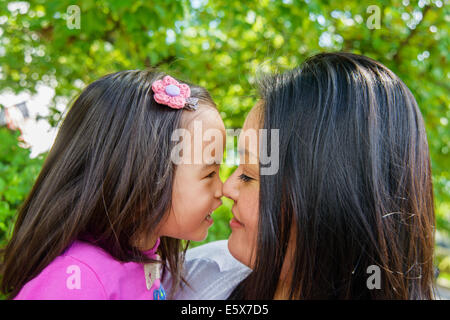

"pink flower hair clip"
[151, 76, 199, 110]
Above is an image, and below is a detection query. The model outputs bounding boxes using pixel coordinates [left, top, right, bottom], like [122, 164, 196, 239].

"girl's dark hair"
[0, 69, 215, 299]
[230, 52, 435, 299]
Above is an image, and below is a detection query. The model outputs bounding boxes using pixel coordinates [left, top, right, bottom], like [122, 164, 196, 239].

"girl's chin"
[188, 225, 210, 242]
[190, 234, 208, 242]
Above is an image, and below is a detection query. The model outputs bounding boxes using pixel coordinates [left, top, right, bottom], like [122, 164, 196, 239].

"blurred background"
[0, 0, 448, 298]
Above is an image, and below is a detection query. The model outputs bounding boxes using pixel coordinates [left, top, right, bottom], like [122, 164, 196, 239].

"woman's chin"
[227, 233, 252, 268]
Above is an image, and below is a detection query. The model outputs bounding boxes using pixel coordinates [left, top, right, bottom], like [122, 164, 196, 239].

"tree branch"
[392, 5, 431, 64]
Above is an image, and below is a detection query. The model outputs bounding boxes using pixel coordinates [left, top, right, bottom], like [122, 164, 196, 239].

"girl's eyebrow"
[201, 162, 220, 170]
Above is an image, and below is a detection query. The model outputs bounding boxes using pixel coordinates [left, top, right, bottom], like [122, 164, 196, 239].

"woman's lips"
[230, 211, 244, 228]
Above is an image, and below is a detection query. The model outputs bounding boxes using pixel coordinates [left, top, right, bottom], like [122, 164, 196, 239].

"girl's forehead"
[173, 105, 225, 167]
[181, 103, 224, 132]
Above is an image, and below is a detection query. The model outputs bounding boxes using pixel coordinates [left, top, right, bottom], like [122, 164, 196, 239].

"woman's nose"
[223, 170, 239, 201]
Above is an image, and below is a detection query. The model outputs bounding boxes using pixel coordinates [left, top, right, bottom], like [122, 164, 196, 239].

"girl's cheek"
[187, 183, 213, 220]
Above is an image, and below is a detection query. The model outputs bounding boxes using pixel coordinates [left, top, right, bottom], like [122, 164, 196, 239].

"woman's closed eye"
[238, 173, 254, 182]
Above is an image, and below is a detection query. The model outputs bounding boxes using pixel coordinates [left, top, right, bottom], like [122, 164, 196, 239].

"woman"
[163, 52, 436, 299]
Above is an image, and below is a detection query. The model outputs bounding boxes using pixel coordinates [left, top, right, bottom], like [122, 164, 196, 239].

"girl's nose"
[215, 177, 223, 199]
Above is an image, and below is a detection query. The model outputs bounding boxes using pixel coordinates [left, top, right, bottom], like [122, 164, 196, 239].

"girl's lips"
[204, 202, 222, 224]
[205, 213, 214, 225]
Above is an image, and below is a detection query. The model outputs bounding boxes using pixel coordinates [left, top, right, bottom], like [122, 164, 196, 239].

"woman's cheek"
[239, 189, 259, 265]
[248, 206, 259, 264]
[243, 186, 259, 229]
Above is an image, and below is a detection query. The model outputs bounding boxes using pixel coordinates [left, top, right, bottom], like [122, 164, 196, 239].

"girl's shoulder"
[14, 240, 127, 300]
[63, 240, 124, 271]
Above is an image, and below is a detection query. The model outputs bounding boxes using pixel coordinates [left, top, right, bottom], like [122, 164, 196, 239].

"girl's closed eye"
[205, 171, 216, 179]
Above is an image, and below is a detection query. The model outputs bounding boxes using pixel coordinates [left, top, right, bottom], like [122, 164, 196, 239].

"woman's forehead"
[239, 102, 263, 163]
[243, 100, 263, 130]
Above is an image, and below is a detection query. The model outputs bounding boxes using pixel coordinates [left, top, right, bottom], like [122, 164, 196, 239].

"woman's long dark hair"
[230, 52, 435, 299]
[0, 70, 215, 299]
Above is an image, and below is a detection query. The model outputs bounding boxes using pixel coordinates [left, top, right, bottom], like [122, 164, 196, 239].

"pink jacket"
[14, 238, 166, 300]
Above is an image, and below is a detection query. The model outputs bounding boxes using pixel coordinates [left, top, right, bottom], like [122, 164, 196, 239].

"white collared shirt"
[162, 240, 252, 300]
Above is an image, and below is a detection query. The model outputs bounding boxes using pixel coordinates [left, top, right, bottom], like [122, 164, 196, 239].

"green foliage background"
[0, 127, 45, 248]
[0, 0, 449, 294]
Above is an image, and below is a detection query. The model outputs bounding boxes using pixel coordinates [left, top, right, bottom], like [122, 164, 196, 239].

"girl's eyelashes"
[205, 171, 216, 179]
[238, 173, 253, 183]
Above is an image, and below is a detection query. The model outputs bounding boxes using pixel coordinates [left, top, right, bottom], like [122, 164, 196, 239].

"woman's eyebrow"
[238, 148, 258, 164]
[238, 149, 255, 157]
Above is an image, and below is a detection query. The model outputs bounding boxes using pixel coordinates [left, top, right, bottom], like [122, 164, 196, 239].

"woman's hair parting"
[0, 69, 215, 299]
[230, 52, 435, 299]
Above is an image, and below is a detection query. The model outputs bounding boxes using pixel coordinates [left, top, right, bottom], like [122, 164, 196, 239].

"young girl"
[0, 70, 225, 299]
